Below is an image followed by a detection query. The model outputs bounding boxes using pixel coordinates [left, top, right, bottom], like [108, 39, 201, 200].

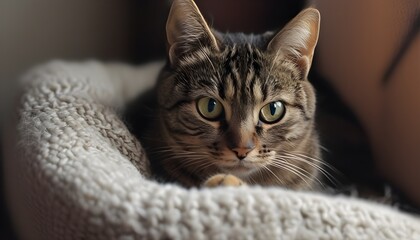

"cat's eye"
[196, 97, 224, 120]
[259, 101, 285, 124]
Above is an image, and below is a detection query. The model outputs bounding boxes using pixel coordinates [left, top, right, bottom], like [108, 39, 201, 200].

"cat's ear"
[166, 0, 219, 65]
[267, 8, 320, 79]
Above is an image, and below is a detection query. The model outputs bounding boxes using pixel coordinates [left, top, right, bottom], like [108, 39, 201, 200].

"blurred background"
[1, 0, 418, 239]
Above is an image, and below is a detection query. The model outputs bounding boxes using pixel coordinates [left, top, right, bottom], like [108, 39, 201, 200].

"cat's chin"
[220, 163, 260, 178]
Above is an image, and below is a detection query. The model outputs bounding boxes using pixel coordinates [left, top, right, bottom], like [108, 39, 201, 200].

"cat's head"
[156, 0, 321, 188]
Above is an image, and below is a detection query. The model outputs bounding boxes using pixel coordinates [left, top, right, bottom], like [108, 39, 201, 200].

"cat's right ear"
[166, 0, 219, 66]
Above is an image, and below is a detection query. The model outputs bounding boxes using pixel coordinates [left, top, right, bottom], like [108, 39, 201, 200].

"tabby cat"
[138, 0, 322, 189]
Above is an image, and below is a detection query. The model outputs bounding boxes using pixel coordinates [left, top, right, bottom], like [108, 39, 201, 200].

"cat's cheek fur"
[302, 81, 317, 116]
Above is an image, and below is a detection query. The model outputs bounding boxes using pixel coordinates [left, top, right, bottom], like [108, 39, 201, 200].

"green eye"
[259, 101, 285, 124]
[197, 97, 224, 120]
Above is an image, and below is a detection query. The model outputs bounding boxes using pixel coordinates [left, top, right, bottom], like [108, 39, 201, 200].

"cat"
[130, 0, 323, 189]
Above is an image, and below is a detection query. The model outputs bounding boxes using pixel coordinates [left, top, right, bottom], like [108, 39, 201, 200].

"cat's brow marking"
[224, 75, 236, 101]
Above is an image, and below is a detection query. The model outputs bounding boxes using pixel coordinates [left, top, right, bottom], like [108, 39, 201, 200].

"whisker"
[273, 157, 324, 188]
[168, 157, 210, 174]
[284, 152, 342, 180]
[269, 160, 311, 187]
[247, 174, 257, 185]
[280, 153, 340, 187]
[256, 166, 266, 184]
[279, 155, 326, 179]
[193, 158, 215, 170]
[261, 164, 285, 185]
[151, 145, 218, 179]
[318, 144, 330, 153]
[286, 152, 337, 171]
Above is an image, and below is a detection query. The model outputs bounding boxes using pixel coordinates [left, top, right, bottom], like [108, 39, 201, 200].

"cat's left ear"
[267, 8, 320, 79]
[166, 0, 220, 66]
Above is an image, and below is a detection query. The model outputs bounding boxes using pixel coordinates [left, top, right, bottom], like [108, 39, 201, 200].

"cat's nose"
[231, 143, 255, 160]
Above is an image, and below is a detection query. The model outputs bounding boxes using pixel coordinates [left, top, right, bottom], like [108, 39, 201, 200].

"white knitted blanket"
[3, 61, 420, 240]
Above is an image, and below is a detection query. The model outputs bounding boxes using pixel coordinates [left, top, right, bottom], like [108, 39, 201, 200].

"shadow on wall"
[0, 0, 135, 126]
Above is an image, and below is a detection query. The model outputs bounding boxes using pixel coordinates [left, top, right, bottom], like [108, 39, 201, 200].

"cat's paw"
[203, 174, 246, 187]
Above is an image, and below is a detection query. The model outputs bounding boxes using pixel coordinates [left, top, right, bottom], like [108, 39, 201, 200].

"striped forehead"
[218, 44, 265, 104]
[173, 42, 295, 105]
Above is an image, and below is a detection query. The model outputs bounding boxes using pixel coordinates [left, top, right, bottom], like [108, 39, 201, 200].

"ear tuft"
[267, 8, 320, 79]
[166, 0, 219, 65]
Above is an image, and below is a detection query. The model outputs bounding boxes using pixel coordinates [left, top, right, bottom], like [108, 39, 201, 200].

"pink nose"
[231, 145, 255, 160]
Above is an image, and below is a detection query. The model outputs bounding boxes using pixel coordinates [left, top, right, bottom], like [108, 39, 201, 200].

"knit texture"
[3, 61, 420, 240]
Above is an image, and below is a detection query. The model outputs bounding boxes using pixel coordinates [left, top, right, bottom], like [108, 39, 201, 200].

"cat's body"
[131, 0, 322, 189]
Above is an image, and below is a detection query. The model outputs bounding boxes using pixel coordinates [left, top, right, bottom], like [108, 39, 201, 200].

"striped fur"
[145, 0, 322, 189]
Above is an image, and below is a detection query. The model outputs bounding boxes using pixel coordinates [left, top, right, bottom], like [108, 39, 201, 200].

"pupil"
[270, 102, 276, 115]
[208, 99, 216, 112]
